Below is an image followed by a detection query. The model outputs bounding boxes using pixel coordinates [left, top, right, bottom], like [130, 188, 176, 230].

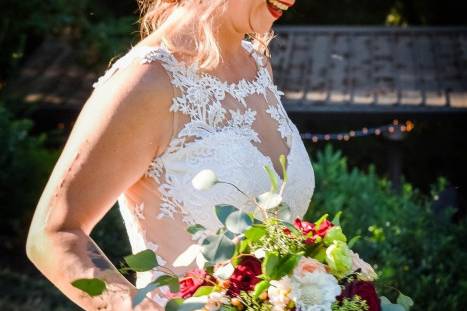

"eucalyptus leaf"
[381, 304, 406, 311]
[71, 278, 106, 297]
[201, 234, 235, 263]
[124, 249, 158, 272]
[381, 296, 406, 311]
[178, 296, 209, 311]
[214, 263, 235, 279]
[397, 292, 414, 310]
[165, 299, 183, 311]
[152, 275, 180, 293]
[256, 192, 282, 210]
[187, 224, 206, 235]
[277, 202, 292, 221]
[173, 244, 202, 267]
[225, 210, 253, 234]
[224, 230, 236, 240]
[215, 204, 239, 225]
[263, 164, 278, 193]
[132, 282, 158, 307]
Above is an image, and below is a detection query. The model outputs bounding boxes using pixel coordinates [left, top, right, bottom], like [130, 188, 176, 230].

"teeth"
[267, 0, 289, 11]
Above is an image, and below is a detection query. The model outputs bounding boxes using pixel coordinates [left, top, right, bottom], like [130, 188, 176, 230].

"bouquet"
[72, 155, 413, 311]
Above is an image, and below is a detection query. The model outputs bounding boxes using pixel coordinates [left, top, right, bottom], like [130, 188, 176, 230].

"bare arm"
[26, 58, 175, 311]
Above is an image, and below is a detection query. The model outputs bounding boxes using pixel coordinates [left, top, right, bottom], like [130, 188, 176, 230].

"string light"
[301, 119, 415, 143]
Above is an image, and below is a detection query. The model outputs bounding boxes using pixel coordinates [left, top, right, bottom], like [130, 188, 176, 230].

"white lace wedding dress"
[93, 39, 315, 305]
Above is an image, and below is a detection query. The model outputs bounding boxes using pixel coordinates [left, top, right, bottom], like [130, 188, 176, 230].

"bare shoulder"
[87, 50, 176, 155]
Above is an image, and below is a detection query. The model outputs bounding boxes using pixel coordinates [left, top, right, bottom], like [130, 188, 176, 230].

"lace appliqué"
[141, 41, 279, 227]
[99, 40, 314, 236]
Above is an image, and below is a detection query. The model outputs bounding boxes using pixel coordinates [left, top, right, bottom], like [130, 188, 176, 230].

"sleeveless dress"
[92, 40, 315, 305]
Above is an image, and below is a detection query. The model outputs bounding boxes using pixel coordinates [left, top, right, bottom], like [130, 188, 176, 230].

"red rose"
[170, 268, 207, 299]
[337, 280, 381, 311]
[294, 218, 334, 244]
[227, 256, 262, 297]
[315, 219, 333, 237]
[294, 218, 315, 235]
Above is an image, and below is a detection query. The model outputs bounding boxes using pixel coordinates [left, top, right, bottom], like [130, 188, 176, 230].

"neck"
[214, 19, 246, 63]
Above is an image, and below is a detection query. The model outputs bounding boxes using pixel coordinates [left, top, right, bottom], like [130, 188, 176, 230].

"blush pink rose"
[293, 257, 327, 278]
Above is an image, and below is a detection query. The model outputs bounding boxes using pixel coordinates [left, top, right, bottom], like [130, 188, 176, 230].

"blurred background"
[1, 1, 466, 310]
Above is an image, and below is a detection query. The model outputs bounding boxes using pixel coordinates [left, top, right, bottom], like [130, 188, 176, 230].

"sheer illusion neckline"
[132, 40, 295, 182]
[137, 40, 265, 90]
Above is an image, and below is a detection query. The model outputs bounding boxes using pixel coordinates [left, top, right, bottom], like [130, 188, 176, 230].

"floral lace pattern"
[94, 40, 315, 296]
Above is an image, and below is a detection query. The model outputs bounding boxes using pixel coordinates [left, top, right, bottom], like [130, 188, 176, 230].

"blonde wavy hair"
[137, 0, 274, 69]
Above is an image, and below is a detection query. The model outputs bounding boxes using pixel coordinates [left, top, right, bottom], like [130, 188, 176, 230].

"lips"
[266, 0, 294, 20]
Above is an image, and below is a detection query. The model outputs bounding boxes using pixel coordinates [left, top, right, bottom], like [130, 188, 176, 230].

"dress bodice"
[92, 40, 315, 303]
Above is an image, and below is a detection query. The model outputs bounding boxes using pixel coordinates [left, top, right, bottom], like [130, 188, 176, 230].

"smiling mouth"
[266, 0, 291, 11]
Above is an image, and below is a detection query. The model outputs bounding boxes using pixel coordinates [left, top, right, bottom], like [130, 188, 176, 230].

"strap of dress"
[92, 45, 179, 89]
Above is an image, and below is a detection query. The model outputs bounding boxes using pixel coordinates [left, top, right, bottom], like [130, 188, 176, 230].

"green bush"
[0, 103, 59, 253]
[306, 144, 467, 311]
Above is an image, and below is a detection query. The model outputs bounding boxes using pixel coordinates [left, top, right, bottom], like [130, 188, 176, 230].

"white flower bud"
[192, 169, 218, 191]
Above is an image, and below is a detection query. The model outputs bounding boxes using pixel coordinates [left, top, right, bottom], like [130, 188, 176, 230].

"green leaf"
[279, 154, 288, 183]
[332, 211, 342, 226]
[132, 283, 159, 307]
[225, 210, 253, 234]
[262, 252, 280, 278]
[397, 292, 414, 311]
[201, 234, 236, 263]
[187, 224, 206, 235]
[165, 299, 183, 311]
[380, 296, 406, 311]
[253, 280, 270, 298]
[348, 235, 361, 249]
[277, 202, 292, 221]
[193, 286, 214, 297]
[280, 221, 301, 234]
[263, 164, 278, 193]
[179, 297, 209, 311]
[381, 304, 406, 311]
[152, 275, 180, 293]
[244, 225, 267, 242]
[215, 204, 239, 225]
[275, 253, 303, 280]
[71, 278, 106, 297]
[124, 249, 158, 272]
[314, 213, 329, 227]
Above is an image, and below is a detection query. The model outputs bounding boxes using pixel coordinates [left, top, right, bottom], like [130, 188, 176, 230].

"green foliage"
[0, 0, 136, 84]
[239, 291, 272, 311]
[0, 104, 58, 254]
[71, 278, 106, 297]
[308, 144, 467, 311]
[254, 219, 304, 256]
[123, 249, 159, 272]
[201, 234, 236, 264]
[332, 295, 369, 311]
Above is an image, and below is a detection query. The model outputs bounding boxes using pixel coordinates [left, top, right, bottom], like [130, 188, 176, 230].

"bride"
[26, 0, 315, 310]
